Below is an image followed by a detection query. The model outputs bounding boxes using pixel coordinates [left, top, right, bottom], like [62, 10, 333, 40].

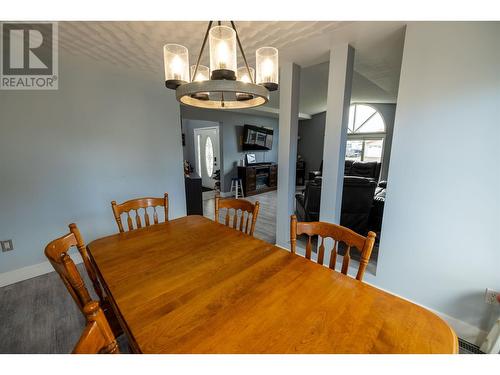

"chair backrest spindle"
[111, 193, 169, 233]
[215, 197, 260, 236]
[290, 215, 376, 281]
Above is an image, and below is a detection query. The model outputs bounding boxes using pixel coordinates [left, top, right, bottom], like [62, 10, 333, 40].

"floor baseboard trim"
[0, 261, 55, 288]
[0, 255, 83, 288]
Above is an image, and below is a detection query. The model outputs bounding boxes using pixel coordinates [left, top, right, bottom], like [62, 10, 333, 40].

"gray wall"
[181, 107, 279, 192]
[298, 103, 396, 180]
[297, 112, 326, 178]
[365, 22, 500, 332]
[0, 52, 186, 274]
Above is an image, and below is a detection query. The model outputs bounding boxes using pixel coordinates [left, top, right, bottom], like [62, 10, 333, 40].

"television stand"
[237, 163, 277, 196]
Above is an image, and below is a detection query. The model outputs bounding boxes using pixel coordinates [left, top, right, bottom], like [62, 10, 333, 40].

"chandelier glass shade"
[209, 25, 237, 80]
[163, 21, 278, 110]
[163, 44, 190, 89]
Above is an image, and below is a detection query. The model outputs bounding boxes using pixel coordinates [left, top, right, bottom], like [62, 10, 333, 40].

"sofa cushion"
[344, 160, 354, 175]
[349, 161, 380, 179]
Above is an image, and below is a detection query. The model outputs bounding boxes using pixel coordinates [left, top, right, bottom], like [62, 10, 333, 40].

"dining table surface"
[86, 215, 458, 354]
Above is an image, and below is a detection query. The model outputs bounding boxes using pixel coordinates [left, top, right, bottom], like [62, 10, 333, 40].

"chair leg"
[239, 179, 244, 198]
[230, 180, 235, 198]
[235, 180, 239, 199]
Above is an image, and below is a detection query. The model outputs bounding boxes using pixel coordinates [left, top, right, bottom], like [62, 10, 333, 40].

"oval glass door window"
[205, 136, 214, 177]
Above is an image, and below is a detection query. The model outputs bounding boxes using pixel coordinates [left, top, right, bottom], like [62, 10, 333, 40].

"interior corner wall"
[365, 22, 500, 333]
[298, 112, 326, 178]
[0, 51, 186, 274]
[180, 107, 279, 192]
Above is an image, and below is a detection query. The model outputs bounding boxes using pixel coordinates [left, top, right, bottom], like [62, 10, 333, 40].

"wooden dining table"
[87, 215, 458, 354]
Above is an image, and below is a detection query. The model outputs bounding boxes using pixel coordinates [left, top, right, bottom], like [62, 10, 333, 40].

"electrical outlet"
[1, 240, 14, 252]
[484, 288, 499, 305]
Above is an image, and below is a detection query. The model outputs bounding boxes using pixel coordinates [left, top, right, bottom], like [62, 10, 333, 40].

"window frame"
[347, 104, 386, 163]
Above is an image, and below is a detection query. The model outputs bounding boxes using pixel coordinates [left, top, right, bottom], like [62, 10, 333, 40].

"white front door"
[193, 127, 220, 189]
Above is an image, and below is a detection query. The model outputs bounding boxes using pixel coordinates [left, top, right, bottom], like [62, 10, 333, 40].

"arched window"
[346, 104, 386, 163]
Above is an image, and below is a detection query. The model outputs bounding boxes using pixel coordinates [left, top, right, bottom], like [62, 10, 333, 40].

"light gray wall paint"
[320, 44, 354, 225]
[180, 107, 279, 192]
[298, 103, 396, 180]
[298, 112, 326, 178]
[276, 62, 300, 248]
[0, 52, 186, 274]
[365, 22, 500, 331]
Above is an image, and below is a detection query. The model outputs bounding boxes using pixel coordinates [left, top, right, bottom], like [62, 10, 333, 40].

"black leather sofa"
[295, 176, 378, 236]
[309, 160, 381, 181]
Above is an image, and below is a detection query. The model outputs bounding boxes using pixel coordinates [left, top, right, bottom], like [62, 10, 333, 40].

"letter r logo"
[2, 23, 53, 75]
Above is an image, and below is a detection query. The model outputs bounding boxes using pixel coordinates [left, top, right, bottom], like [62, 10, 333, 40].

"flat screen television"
[242, 124, 274, 151]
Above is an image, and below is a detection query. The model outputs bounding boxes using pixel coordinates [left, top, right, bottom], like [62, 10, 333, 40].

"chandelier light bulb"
[261, 59, 274, 82]
[216, 42, 229, 69]
[170, 55, 184, 79]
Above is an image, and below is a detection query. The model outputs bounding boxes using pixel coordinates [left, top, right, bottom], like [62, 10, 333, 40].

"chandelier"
[163, 21, 278, 110]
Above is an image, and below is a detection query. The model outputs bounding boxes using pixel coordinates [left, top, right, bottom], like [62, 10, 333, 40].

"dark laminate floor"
[0, 263, 129, 354]
[0, 266, 85, 353]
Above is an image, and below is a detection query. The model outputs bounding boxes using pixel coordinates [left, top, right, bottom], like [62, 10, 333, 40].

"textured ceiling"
[58, 21, 348, 74]
[57, 21, 406, 115]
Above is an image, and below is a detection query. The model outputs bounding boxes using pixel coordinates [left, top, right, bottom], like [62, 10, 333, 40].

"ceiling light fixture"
[163, 21, 278, 110]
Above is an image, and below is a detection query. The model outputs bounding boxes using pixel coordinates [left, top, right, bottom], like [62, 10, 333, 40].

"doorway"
[193, 126, 220, 190]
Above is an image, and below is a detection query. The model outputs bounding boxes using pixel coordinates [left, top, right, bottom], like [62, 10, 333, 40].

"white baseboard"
[436, 310, 488, 346]
[0, 261, 55, 288]
[0, 254, 83, 288]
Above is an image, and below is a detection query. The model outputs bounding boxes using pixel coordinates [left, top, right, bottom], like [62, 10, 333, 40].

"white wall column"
[276, 62, 300, 248]
[319, 44, 354, 223]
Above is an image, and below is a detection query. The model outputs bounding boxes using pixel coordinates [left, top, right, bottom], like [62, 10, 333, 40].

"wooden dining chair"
[290, 215, 376, 281]
[215, 196, 260, 236]
[73, 301, 119, 354]
[44, 223, 122, 336]
[111, 193, 169, 232]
